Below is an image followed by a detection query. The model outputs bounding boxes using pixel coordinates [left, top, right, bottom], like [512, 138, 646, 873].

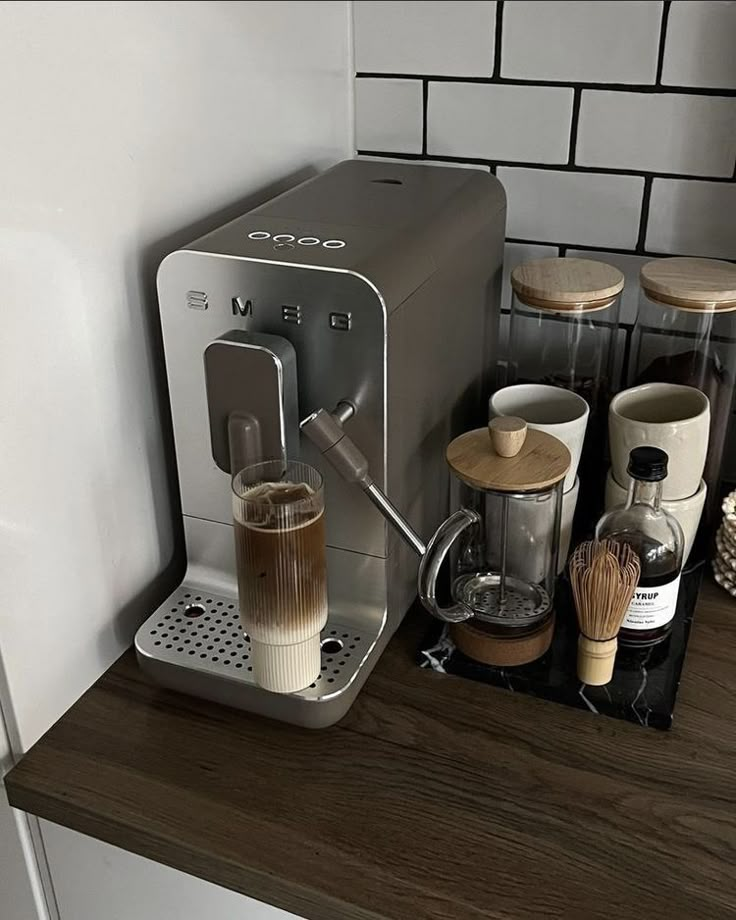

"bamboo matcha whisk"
[569, 540, 641, 686]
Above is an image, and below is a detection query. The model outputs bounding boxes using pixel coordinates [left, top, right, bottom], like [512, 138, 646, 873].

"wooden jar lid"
[640, 258, 736, 312]
[511, 257, 624, 312]
[447, 427, 570, 492]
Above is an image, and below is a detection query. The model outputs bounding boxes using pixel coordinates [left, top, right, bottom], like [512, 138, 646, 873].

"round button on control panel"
[247, 231, 347, 250]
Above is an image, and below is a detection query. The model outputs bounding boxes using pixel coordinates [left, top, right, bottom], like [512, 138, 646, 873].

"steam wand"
[300, 404, 427, 557]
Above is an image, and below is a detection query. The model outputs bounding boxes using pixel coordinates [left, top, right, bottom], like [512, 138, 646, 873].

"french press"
[302, 407, 570, 637]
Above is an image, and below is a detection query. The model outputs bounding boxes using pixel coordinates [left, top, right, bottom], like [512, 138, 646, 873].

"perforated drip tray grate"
[135, 584, 375, 701]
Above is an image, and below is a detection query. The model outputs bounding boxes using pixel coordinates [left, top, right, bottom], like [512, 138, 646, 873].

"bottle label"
[622, 575, 681, 630]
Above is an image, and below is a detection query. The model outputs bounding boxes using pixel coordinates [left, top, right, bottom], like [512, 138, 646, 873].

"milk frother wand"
[301, 404, 427, 557]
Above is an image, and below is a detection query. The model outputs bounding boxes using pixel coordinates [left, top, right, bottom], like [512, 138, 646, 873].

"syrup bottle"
[596, 447, 684, 647]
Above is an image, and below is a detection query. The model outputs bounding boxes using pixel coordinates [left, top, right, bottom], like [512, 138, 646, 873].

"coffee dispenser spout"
[301, 405, 427, 557]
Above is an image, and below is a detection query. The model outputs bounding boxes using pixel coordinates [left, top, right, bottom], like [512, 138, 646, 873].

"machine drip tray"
[135, 583, 383, 728]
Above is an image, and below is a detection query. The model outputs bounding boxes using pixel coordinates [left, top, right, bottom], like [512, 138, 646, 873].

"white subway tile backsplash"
[427, 83, 573, 164]
[502, 242, 559, 311]
[502, 1, 662, 84]
[497, 167, 645, 249]
[353, 1, 496, 77]
[566, 250, 652, 325]
[646, 179, 736, 258]
[354, 79, 423, 154]
[577, 91, 736, 177]
[663, 1, 736, 90]
[352, 0, 734, 276]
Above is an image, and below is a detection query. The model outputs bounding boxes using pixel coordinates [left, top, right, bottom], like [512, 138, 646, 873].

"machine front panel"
[158, 253, 387, 558]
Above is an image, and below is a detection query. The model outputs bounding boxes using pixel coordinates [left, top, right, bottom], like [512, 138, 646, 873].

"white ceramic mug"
[489, 384, 589, 493]
[605, 469, 706, 565]
[609, 383, 710, 501]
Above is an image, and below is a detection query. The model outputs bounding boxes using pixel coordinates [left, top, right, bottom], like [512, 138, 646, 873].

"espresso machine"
[135, 159, 506, 726]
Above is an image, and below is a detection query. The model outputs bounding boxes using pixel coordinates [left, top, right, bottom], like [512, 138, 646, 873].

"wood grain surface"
[511, 257, 624, 312]
[640, 256, 736, 310]
[447, 426, 570, 492]
[6, 579, 736, 920]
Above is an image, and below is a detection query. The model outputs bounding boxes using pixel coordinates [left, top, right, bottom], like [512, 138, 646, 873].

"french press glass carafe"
[301, 408, 570, 639]
[417, 421, 570, 632]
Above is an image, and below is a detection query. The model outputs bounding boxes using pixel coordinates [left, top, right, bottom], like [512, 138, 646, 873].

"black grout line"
[492, 1, 504, 80]
[356, 150, 735, 183]
[655, 1, 673, 86]
[567, 88, 581, 167]
[636, 176, 654, 253]
[359, 150, 424, 162]
[558, 245, 568, 257]
[507, 237, 734, 264]
[506, 237, 640, 257]
[421, 79, 428, 155]
[355, 71, 736, 98]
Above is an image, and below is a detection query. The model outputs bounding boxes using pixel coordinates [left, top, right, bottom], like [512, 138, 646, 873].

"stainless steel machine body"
[135, 159, 506, 726]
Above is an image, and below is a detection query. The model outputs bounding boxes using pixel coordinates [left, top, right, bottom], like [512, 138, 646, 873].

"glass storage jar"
[631, 257, 736, 528]
[508, 258, 624, 522]
[509, 258, 624, 418]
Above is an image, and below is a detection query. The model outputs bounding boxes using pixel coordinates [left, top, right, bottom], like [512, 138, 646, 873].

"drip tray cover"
[135, 584, 381, 728]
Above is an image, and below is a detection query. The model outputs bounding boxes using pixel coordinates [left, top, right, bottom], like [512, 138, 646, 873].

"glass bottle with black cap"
[596, 446, 685, 647]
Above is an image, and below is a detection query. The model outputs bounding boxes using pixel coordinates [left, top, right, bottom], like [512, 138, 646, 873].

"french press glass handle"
[417, 509, 481, 623]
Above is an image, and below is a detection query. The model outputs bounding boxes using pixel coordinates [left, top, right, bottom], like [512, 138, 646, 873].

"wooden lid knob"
[488, 416, 527, 457]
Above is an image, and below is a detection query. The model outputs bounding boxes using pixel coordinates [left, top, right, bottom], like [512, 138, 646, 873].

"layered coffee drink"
[232, 462, 328, 693]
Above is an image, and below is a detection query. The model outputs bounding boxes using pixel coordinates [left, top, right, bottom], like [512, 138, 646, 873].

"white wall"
[0, 0, 350, 755]
[0, 2, 350, 917]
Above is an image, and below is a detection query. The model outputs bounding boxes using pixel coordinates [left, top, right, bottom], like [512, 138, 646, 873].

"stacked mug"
[605, 383, 709, 565]
[489, 384, 589, 574]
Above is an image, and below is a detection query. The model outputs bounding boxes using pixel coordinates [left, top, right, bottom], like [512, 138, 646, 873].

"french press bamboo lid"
[640, 257, 736, 313]
[447, 419, 570, 492]
[511, 257, 624, 313]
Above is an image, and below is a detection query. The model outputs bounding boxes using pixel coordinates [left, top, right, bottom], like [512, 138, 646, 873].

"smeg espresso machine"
[135, 159, 506, 726]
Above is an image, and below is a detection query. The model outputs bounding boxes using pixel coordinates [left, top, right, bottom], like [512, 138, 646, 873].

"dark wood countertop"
[7, 579, 736, 920]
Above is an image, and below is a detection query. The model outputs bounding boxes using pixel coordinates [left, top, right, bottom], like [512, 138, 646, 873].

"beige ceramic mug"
[489, 384, 589, 493]
[609, 383, 710, 501]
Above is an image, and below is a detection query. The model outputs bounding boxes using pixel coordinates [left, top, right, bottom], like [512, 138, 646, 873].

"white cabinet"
[41, 822, 301, 920]
[1, 717, 43, 920]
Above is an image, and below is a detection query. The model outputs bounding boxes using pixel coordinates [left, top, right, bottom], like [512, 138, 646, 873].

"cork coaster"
[451, 614, 555, 667]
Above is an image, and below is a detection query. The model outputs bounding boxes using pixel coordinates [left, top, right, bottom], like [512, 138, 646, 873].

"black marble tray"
[418, 566, 703, 730]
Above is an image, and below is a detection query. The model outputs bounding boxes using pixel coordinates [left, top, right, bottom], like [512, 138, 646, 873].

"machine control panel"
[247, 230, 346, 249]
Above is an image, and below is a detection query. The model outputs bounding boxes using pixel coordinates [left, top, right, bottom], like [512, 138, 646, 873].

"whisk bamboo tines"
[569, 539, 640, 686]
